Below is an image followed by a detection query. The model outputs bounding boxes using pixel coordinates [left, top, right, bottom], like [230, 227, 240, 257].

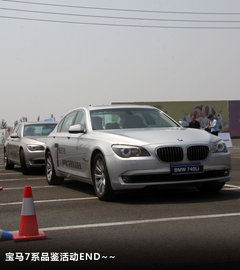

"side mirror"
[68, 124, 85, 134]
[10, 133, 19, 138]
[179, 120, 189, 128]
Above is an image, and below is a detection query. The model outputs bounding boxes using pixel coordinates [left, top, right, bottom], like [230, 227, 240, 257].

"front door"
[8, 124, 22, 164]
[55, 110, 78, 175]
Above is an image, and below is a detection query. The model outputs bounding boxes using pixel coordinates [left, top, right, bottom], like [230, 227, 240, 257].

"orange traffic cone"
[13, 186, 46, 241]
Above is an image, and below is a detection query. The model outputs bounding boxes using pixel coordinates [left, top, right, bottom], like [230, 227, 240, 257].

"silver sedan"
[4, 122, 57, 174]
[45, 105, 231, 200]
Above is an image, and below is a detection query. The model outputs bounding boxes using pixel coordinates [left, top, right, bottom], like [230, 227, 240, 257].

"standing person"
[189, 114, 200, 129]
[206, 114, 220, 136]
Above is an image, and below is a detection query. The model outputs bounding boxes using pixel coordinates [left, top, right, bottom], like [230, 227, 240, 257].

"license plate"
[171, 163, 203, 175]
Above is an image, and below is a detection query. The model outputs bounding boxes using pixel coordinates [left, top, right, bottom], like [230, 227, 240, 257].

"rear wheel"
[4, 149, 14, 170]
[46, 152, 64, 185]
[92, 153, 114, 201]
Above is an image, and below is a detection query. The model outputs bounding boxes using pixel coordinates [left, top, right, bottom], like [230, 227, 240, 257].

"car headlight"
[27, 145, 45, 151]
[212, 141, 227, 153]
[112, 145, 150, 158]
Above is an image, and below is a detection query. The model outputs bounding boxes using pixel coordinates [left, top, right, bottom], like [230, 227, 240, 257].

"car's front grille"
[187, 146, 209, 161]
[157, 147, 184, 162]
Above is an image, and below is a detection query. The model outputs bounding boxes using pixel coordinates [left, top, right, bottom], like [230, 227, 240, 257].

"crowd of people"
[188, 114, 220, 136]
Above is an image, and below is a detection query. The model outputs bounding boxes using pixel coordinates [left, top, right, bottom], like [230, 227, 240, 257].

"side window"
[59, 111, 78, 133]
[74, 110, 86, 129]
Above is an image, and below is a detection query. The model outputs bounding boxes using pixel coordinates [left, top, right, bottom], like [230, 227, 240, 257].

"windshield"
[90, 108, 179, 130]
[23, 124, 57, 137]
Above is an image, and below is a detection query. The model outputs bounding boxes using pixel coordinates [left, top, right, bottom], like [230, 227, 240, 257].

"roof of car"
[21, 121, 57, 125]
[62, 104, 161, 117]
[86, 104, 156, 111]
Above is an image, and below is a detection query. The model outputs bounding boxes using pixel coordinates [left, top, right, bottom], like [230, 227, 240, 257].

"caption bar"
[5, 252, 116, 262]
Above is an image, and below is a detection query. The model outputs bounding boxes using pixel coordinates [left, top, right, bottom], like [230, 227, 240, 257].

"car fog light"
[224, 170, 229, 176]
[122, 176, 130, 183]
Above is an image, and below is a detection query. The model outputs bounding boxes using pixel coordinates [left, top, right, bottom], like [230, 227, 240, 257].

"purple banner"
[229, 100, 240, 137]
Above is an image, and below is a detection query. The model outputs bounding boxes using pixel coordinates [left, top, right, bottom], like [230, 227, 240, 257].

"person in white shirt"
[206, 114, 220, 136]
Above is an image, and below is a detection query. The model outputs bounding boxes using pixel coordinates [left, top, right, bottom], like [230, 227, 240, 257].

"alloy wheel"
[94, 158, 106, 196]
[46, 155, 53, 183]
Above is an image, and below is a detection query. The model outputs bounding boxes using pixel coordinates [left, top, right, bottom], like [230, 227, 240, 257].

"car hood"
[22, 136, 47, 145]
[95, 128, 219, 146]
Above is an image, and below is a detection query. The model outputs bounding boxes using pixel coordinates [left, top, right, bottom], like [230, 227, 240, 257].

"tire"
[91, 153, 114, 201]
[46, 151, 64, 185]
[4, 149, 14, 170]
[20, 149, 29, 175]
[197, 181, 225, 193]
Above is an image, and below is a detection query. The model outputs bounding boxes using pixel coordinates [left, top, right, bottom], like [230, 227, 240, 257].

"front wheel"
[46, 152, 64, 185]
[4, 149, 14, 170]
[92, 153, 114, 201]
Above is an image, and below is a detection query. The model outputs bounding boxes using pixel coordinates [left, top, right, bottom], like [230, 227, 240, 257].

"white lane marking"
[224, 184, 240, 190]
[0, 172, 23, 175]
[18, 212, 240, 233]
[225, 184, 240, 188]
[0, 196, 97, 206]
[0, 177, 45, 182]
[2, 185, 56, 191]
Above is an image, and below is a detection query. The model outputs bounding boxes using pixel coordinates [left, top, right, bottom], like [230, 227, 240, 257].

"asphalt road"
[0, 142, 240, 269]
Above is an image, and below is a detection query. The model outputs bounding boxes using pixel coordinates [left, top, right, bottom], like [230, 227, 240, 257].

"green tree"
[19, 116, 28, 122]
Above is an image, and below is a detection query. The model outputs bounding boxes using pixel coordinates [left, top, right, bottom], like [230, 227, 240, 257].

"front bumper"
[105, 150, 231, 190]
[25, 149, 45, 168]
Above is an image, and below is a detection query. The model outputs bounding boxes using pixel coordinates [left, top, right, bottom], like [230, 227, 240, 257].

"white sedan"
[45, 105, 231, 200]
